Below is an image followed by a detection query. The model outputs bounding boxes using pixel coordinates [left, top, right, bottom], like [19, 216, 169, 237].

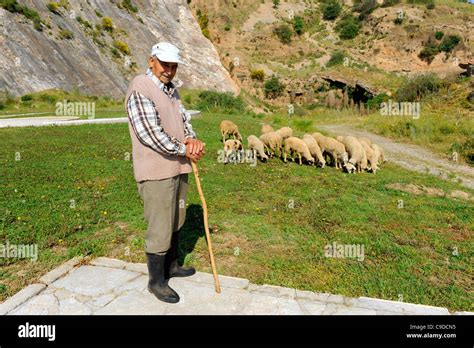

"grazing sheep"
[311, 132, 347, 169]
[283, 137, 314, 165]
[340, 136, 366, 173]
[359, 141, 378, 173]
[302, 134, 326, 167]
[224, 139, 243, 156]
[276, 127, 293, 139]
[371, 144, 385, 165]
[261, 124, 274, 134]
[336, 135, 344, 142]
[247, 135, 268, 162]
[220, 120, 243, 143]
[260, 131, 283, 158]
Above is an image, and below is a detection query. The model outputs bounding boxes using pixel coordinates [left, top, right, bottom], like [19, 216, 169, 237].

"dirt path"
[318, 124, 474, 190]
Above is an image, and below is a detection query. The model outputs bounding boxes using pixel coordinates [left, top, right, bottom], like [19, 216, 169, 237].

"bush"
[418, 40, 439, 64]
[122, 0, 138, 13]
[426, 1, 435, 9]
[366, 93, 389, 109]
[293, 16, 304, 35]
[224, 23, 231, 31]
[435, 31, 444, 40]
[396, 73, 443, 102]
[59, 28, 74, 39]
[1, 0, 43, 31]
[21, 94, 33, 102]
[322, 0, 341, 20]
[439, 35, 461, 53]
[264, 75, 284, 99]
[195, 91, 245, 113]
[336, 15, 360, 39]
[102, 17, 113, 31]
[39, 94, 58, 104]
[273, 24, 292, 44]
[113, 40, 131, 55]
[327, 50, 345, 67]
[273, 0, 280, 8]
[250, 70, 265, 82]
[47, 2, 60, 14]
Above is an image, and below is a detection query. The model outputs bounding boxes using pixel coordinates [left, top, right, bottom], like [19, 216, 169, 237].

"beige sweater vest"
[125, 74, 192, 182]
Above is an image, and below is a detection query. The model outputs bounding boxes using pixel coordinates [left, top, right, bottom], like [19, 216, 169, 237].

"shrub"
[39, 94, 57, 104]
[322, 0, 341, 20]
[122, 0, 138, 13]
[273, 0, 280, 8]
[439, 35, 461, 53]
[250, 69, 265, 82]
[435, 31, 444, 40]
[224, 23, 231, 31]
[113, 40, 131, 55]
[264, 75, 284, 99]
[273, 24, 292, 44]
[293, 16, 304, 35]
[395, 73, 443, 102]
[366, 93, 389, 109]
[418, 40, 439, 64]
[336, 15, 360, 39]
[426, 1, 435, 9]
[1, 0, 43, 31]
[102, 17, 113, 31]
[21, 94, 33, 102]
[195, 91, 245, 113]
[47, 2, 60, 14]
[393, 17, 403, 25]
[95, 9, 103, 17]
[59, 28, 74, 39]
[327, 50, 345, 67]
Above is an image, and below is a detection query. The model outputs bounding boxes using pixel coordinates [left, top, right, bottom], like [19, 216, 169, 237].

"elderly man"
[125, 42, 205, 303]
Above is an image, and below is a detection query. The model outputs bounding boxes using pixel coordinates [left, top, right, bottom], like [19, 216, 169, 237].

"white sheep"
[224, 139, 243, 157]
[261, 124, 274, 134]
[302, 134, 326, 167]
[247, 135, 269, 162]
[340, 136, 366, 173]
[311, 132, 347, 169]
[259, 131, 283, 158]
[371, 144, 385, 165]
[276, 127, 293, 139]
[359, 140, 378, 174]
[283, 137, 314, 165]
[220, 120, 243, 143]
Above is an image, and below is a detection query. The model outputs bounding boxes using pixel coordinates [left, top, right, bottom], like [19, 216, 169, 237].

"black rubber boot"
[146, 253, 180, 303]
[166, 232, 196, 279]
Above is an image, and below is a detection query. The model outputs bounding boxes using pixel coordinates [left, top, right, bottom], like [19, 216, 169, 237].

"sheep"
[359, 140, 378, 174]
[358, 137, 372, 146]
[302, 134, 326, 167]
[261, 124, 274, 134]
[311, 132, 347, 169]
[283, 137, 314, 165]
[371, 144, 385, 165]
[276, 127, 293, 139]
[336, 135, 344, 142]
[259, 131, 283, 158]
[247, 135, 268, 162]
[220, 120, 243, 143]
[340, 136, 366, 173]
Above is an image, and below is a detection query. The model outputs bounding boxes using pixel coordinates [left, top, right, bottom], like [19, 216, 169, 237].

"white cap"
[150, 42, 184, 64]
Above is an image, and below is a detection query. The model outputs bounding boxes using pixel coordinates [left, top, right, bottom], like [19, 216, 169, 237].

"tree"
[264, 75, 284, 99]
[322, 0, 341, 20]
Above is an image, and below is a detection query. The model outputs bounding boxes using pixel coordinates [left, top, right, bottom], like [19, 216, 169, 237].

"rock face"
[0, 0, 238, 97]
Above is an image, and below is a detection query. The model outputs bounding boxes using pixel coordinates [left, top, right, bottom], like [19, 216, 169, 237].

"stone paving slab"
[2, 257, 471, 315]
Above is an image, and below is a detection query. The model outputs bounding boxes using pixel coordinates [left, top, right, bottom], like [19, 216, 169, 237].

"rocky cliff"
[0, 0, 239, 98]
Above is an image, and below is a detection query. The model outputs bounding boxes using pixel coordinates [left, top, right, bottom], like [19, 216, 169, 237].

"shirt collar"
[146, 68, 176, 98]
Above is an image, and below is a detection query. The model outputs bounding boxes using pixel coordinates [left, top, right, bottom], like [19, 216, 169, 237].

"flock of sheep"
[219, 120, 386, 173]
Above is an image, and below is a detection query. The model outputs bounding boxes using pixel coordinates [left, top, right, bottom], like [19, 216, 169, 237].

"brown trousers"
[137, 174, 188, 254]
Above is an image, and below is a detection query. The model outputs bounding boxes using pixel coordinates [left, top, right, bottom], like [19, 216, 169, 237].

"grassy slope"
[1, 110, 472, 311]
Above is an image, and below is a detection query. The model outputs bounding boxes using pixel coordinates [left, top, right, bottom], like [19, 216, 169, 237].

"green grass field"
[1, 110, 473, 311]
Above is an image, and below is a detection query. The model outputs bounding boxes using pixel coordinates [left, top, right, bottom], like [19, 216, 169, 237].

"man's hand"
[184, 138, 205, 162]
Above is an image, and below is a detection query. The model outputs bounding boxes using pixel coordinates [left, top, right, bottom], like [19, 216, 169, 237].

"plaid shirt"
[126, 69, 196, 156]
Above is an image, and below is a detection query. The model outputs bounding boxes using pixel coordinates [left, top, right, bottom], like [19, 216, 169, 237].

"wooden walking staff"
[191, 161, 221, 293]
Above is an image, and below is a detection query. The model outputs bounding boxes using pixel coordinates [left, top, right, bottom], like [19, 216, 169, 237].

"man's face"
[148, 56, 178, 84]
